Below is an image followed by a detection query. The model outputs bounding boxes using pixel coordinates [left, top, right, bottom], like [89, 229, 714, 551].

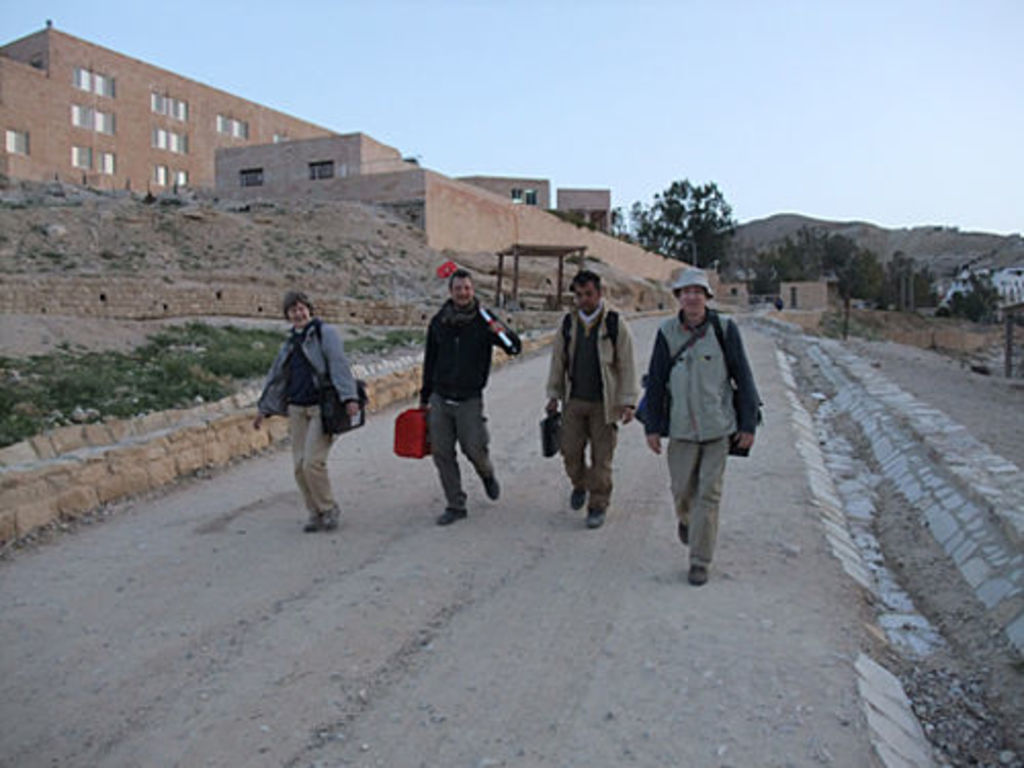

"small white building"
[941, 266, 1024, 307]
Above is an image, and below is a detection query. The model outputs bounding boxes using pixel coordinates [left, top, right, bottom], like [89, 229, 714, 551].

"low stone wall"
[769, 309, 1002, 354]
[0, 274, 433, 326]
[0, 334, 552, 545]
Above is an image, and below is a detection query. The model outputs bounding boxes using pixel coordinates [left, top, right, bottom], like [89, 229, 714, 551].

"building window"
[72, 104, 93, 129]
[174, 170, 188, 187]
[217, 114, 249, 139]
[73, 67, 115, 97]
[73, 67, 91, 91]
[71, 146, 93, 170]
[5, 129, 30, 155]
[154, 165, 168, 186]
[309, 160, 334, 180]
[96, 111, 115, 135]
[510, 188, 523, 204]
[29, 54, 43, 69]
[151, 92, 189, 122]
[239, 168, 263, 187]
[93, 73, 115, 98]
[99, 152, 116, 175]
[152, 128, 188, 153]
[73, 105, 115, 134]
[168, 131, 188, 154]
[524, 188, 538, 206]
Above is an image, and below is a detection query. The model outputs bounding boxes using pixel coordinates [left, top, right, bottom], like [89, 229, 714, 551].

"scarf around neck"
[441, 297, 480, 327]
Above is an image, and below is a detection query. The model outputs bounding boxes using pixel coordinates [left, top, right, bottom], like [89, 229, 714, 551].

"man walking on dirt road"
[546, 270, 639, 529]
[421, 268, 522, 526]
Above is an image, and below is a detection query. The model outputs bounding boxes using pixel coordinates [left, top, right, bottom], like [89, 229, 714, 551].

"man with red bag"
[421, 269, 521, 526]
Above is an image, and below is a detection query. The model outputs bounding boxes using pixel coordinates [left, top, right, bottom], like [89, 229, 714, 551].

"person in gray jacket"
[254, 291, 360, 532]
[643, 268, 759, 586]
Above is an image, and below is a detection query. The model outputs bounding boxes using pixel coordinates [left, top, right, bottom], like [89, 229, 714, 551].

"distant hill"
[731, 214, 1024, 278]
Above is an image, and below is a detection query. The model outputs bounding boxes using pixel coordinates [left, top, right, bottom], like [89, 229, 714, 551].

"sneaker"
[585, 508, 605, 529]
[321, 506, 340, 532]
[677, 520, 689, 546]
[436, 507, 468, 526]
[570, 488, 586, 511]
[303, 513, 323, 533]
[482, 475, 500, 501]
[688, 564, 708, 586]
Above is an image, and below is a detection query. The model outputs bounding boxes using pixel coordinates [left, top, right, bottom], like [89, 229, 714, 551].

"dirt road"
[0, 318, 880, 767]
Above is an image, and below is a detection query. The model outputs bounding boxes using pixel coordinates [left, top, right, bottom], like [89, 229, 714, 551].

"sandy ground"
[0, 318, 884, 768]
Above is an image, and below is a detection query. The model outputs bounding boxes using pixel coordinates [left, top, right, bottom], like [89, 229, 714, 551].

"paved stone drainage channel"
[801, 338, 1024, 655]
[765, 317, 1024, 768]
[775, 348, 937, 767]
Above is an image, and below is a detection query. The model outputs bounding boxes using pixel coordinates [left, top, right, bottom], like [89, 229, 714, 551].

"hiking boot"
[570, 488, 586, 511]
[585, 508, 606, 529]
[436, 507, 468, 526]
[482, 475, 500, 501]
[321, 506, 340, 532]
[677, 520, 689, 546]
[688, 564, 708, 586]
[303, 512, 323, 533]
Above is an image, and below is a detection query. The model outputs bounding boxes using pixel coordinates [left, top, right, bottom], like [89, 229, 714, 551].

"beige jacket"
[546, 307, 639, 424]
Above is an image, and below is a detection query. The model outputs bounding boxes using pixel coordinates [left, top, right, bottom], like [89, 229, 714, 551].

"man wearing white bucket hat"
[640, 267, 760, 586]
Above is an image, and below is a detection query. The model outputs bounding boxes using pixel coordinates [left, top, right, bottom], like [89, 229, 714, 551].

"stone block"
[0, 477, 53, 508]
[249, 427, 271, 451]
[96, 466, 151, 503]
[204, 440, 232, 467]
[146, 456, 178, 487]
[0, 440, 39, 467]
[73, 458, 112, 487]
[267, 419, 290, 442]
[960, 556, 991, 589]
[28, 434, 56, 460]
[135, 411, 172, 435]
[173, 445, 205, 475]
[56, 485, 100, 518]
[104, 418, 133, 442]
[82, 423, 114, 447]
[15, 499, 59, 536]
[139, 438, 171, 462]
[923, 505, 958, 545]
[48, 425, 90, 455]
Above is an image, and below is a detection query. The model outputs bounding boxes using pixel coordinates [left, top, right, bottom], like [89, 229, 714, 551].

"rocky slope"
[733, 213, 1024, 277]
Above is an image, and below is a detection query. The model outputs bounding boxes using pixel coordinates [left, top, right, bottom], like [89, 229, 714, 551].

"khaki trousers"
[428, 393, 493, 511]
[560, 398, 618, 511]
[666, 437, 729, 567]
[287, 405, 338, 515]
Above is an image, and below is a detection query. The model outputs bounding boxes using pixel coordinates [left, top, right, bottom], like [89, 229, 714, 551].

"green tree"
[629, 180, 736, 268]
[822, 235, 882, 338]
[945, 273, 1000, 322]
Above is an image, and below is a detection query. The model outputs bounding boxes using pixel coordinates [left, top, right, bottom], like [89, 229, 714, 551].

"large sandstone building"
[1, 24, 678, 283]
[0, 24, 333, 192]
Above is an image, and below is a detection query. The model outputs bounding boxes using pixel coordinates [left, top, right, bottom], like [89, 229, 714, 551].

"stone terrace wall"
[0, 333, 553, 545]
[0, 275, 433, 325]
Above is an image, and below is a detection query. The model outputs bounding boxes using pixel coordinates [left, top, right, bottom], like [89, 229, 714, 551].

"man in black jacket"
[421, 269, 522, 525]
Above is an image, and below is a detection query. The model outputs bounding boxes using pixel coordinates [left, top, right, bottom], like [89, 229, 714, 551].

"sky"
[3, 1, 1022, 235]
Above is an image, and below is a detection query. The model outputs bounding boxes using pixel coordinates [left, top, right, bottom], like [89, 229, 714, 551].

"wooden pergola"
[494, 243, 587, 310]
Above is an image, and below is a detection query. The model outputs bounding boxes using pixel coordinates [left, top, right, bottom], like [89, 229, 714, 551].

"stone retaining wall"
[0, 274, 433, 325]
[0, 334, 552, 545]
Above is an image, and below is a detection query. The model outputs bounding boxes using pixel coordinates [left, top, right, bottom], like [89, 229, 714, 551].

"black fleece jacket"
[420, 301, 522, 403]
